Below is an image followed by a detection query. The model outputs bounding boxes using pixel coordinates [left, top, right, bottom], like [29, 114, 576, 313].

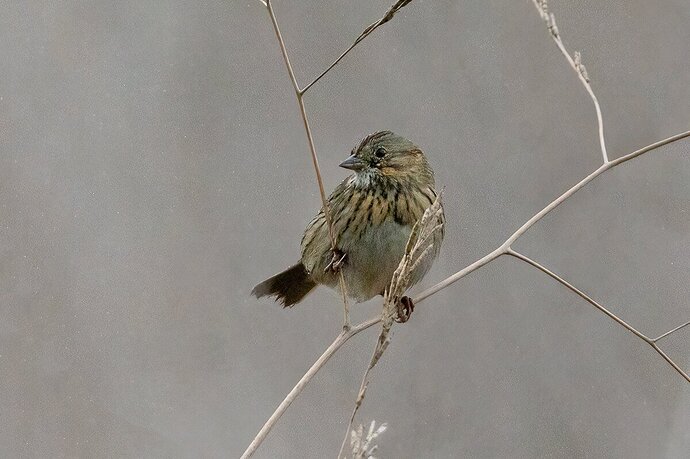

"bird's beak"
[339, 155, 366, 171]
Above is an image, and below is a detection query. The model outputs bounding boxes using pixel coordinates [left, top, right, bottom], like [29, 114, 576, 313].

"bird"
[251, 131, 444, 322]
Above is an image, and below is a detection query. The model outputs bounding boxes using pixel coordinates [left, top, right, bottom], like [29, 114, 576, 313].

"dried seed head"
[573, 51, 590, 82]
[547, 13, 559, 38]
[351, 420, 388, 459]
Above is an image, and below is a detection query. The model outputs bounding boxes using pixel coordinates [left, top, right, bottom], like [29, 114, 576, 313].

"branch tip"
[302, 0, 417, 93]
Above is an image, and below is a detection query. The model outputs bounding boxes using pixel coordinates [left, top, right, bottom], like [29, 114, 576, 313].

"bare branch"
[265, 0, 300, 95]
[240, 317, 379, 459]
[413, 130, 690, 304]
[531, 0, 609, 163]
[506, 249, 648, 340]
[337, 340, 382, 459]
[651, 343, 690, 382]
[301, 0, 416, 94]
[506, 248, 690, 383]
[653, 320, 690, 343]
[263, 0, 352, 327]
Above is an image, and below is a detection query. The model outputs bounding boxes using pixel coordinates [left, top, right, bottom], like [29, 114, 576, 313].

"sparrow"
[252, 131, 443, 321]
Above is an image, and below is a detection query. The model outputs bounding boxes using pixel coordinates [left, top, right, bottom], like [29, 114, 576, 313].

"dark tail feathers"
[251, 262, 317, 307]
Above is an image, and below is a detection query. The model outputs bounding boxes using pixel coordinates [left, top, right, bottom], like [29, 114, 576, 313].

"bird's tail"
[251, 262, 317, 308]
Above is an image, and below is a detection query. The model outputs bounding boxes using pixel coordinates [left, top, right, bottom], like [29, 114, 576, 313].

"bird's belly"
[341, 220, 413, 302]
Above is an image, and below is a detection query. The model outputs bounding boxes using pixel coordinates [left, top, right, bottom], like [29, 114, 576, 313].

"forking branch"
[243, 0, 690, 457]
[263, 0, 425, 330]
[506, 249, 690, 382]
[264, 0, 352, 328]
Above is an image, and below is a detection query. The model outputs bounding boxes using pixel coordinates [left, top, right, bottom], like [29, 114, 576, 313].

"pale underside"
[303, 212, 440, 303]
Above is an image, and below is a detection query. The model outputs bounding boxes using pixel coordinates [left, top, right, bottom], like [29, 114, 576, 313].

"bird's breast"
[301, 179, 442, 303]
[330, 183, 434, 301]
[339, 218, 413, 301]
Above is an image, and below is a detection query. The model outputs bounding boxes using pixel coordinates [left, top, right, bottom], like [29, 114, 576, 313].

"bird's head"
[339, 131, 434, 188]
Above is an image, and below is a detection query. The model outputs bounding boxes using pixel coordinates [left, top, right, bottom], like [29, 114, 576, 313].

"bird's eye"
[374, 147, 386, 158]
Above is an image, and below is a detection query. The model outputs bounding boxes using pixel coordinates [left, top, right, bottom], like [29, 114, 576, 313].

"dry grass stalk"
[350, 420, 388, 459]
[532, 0, 606, 162]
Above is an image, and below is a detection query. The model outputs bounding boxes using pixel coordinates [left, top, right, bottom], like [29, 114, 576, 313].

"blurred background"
[1, 0, 689, 457]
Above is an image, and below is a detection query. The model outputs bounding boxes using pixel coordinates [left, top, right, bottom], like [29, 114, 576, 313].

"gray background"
[1, 0, 689, 457]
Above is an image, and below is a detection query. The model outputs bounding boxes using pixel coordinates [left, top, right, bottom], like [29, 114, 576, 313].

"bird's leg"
[324, 247, 347, 273]
[394, 296, 415, 323]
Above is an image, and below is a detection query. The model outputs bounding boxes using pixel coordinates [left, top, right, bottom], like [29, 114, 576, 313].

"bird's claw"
[394, 296, 415, 323]
[324, 248, 347, 273]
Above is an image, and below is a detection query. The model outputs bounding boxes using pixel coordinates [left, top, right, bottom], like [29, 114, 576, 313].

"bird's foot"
[324, 248, 347, 273]
[394, 296, 415, 323]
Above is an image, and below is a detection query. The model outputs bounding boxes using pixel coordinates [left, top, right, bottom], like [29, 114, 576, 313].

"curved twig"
[240, 317, 379, 459]
[264, 0, 352, 326]
[301, 0, 415, 94]
[531, 0, 609, 163]
[506, 248, 690, 383]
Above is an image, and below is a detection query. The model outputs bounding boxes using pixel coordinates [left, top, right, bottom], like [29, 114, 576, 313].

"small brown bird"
[252, 131, 443, 319]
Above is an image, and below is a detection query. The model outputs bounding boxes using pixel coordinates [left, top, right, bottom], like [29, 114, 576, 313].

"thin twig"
[264, 0, 352, 327]
[531, 0, 609, 164]
[506, 248, 690, 382]
[338, 343, 380, 459]
[506, 249, 648, 340]
[301, 0, 416, 94]
[265, 0, 300, 95]
[653, 320, 690, 343]
[652, 343, 690, 381]
[240, 317, 379, 459]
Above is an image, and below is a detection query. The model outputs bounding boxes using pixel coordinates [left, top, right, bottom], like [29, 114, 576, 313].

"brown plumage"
[252, 131, 444, 307]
